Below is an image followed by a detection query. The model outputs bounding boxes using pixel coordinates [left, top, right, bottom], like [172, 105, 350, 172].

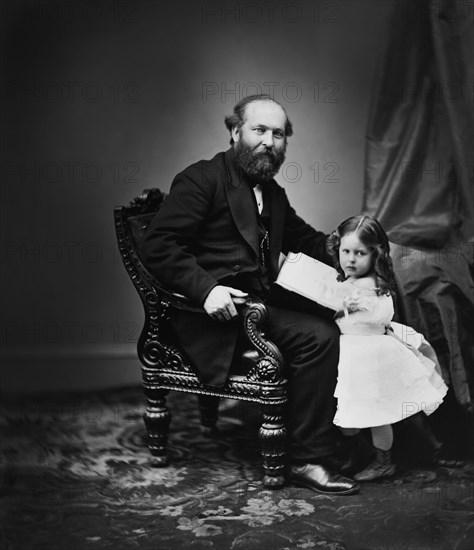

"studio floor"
[1, 387, 473, 550]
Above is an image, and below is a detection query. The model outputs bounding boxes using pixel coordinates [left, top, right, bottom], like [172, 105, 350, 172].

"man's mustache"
[253, 147, 278, 159]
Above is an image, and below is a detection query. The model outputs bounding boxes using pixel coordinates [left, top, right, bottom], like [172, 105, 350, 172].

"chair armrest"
[241, 296, 285, 382]
[166, 292, 284, 379]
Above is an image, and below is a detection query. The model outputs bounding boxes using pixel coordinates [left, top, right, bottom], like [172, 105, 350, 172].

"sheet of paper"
[275, 252, 344, 311]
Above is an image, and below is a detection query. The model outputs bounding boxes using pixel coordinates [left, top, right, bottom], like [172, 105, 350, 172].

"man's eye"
[255, 128, 265, 134]
[273, 132, 284, 139]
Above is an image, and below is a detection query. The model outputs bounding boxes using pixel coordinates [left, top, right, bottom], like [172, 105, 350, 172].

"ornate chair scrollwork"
[114, 189, 288, 487]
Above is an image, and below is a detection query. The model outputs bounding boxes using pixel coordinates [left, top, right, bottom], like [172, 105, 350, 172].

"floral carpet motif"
[1, 387, 473, 550]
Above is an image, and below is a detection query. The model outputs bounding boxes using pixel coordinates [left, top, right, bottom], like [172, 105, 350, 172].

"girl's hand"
[342, 291, 369, 313]
[343, 295, 361, 313]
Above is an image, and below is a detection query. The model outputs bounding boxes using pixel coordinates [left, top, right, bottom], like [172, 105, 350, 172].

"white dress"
[333, 284, 448, 429]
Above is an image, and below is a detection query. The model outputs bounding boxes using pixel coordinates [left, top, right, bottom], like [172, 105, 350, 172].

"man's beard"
[234, 140, 286, 184]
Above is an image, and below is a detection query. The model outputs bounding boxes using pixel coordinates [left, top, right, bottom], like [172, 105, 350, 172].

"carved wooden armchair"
[114, 189, 288, 487]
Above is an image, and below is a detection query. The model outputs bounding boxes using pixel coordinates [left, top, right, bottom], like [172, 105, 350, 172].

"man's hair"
[224, 94, 293, 145]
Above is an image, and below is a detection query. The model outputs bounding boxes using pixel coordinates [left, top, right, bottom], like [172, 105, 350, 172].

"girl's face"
[339, 232, 373, 279]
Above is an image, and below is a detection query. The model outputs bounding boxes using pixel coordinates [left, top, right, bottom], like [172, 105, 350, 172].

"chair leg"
[259, 400, 286, 487]
[198, 395, 219, 435]
[143, 389, 170, 466]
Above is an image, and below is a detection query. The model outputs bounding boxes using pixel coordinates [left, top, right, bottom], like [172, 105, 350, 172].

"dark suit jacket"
[142, 148, 331, 386]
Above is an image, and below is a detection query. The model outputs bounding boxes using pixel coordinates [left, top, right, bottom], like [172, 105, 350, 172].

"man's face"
[232, 100, 288, 182]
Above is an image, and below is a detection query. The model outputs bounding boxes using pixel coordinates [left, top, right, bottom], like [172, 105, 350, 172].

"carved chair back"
[114, 189, 288, 486]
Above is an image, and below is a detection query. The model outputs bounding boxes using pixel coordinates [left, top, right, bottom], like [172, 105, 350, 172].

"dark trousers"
[265, 290, 340, 464]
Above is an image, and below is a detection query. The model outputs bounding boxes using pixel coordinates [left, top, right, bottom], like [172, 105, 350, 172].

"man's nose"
[261, 130, 274, 147]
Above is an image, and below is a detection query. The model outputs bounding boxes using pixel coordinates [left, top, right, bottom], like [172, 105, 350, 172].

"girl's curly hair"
[327, 215, 397, 297]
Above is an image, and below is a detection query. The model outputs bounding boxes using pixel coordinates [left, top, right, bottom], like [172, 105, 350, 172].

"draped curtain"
[363, 0, 474, 423]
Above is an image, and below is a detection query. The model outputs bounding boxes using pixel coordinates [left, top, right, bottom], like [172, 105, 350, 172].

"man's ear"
[231, 126, 240, 143]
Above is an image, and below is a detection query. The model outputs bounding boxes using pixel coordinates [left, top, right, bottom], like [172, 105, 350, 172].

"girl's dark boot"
[354, 448, 396, 481]
[339, 433, 374, 475]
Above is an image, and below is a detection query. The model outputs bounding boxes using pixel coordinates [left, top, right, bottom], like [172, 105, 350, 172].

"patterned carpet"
[1, 387, 473, 550]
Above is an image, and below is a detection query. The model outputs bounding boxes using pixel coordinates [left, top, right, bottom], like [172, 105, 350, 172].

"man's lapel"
[224, 149, 259, 257]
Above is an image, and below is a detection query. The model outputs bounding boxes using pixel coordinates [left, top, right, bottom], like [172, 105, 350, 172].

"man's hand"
[203, 286, 248, 322]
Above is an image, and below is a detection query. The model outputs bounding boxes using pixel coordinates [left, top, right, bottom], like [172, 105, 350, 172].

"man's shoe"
[289, 463, 359, 495]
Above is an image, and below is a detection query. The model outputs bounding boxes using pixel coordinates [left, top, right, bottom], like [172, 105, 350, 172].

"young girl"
[327, 215, 448, 481]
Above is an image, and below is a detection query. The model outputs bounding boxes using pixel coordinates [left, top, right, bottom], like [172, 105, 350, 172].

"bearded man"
[142, 94, 358, 495]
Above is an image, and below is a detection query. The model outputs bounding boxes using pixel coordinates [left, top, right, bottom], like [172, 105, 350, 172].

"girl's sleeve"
[358, 293, 394, 322]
